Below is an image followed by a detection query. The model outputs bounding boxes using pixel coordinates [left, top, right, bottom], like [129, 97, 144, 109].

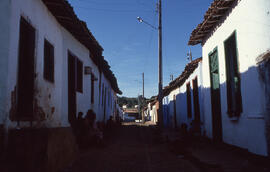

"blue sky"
[69, 0, 213, 98]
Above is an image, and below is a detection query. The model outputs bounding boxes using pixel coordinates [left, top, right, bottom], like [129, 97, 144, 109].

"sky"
[69, 0, 214, 98]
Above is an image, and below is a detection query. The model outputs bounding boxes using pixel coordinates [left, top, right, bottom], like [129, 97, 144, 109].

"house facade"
[163, 58, 203, 132]
[144, 99, 158, 124]
[0, 0, 122, 171]
[189, 0, 270, 156]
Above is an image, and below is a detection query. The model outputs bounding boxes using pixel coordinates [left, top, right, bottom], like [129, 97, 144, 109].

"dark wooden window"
[104, 87, 107, 106]
[16, 17, 36, 120]
[192, 77, 200, 122]
[99, 72, 102, 105]
[102, 83, 104, 106]
[76, 59, 83, 92]
[68, 53, 77, 124]
[44, 39, 54, 83]
[224, 32, 242, 116]
[173, 95, 177, 128]
[186, 83, 192, 118]
[91, 74, 95, 104]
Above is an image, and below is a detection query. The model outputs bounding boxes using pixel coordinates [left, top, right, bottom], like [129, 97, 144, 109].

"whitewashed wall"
[150, 104, 157, 123]
[201, 0, 270, 156]
[163, 62, 203, 130]
[61, 28, 93, 126]
[177, 63, 203, 130]
[167, 88, 180, 128]
[1, 0, 119, 129]
[97, 73, 115, 122]
[6, 0, 65, 128]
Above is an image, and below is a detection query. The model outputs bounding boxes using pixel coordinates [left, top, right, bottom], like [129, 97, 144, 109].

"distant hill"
[118, 96, 149, 108]
[118, 96, 138, 108]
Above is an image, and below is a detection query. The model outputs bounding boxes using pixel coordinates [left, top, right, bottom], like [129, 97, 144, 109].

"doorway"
[173, 95, 177, 129]
[192, 77, 201, 133]
[103, 87, 107, 122]
[209, 48, 223, 142]
[16, 17, 35, 120]
[68, 53, 77, 125]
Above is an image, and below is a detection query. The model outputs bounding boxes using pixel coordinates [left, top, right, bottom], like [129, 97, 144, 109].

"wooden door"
[103, 87, 107, 122]
[173, 95, 177, 128]
[17, 17, 35, 120]
[192, 77, 201, 133]
[68, 53, 77, 125]
[209, 49, 223, 142]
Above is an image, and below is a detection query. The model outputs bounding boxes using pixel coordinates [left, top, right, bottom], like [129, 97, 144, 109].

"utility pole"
[136, 0, 163, 127]
[158, 0, 163, 128]
[187, 50, 193, 62]
[142, 72, 145, 123]
[142, 72, 144, 99]
[170, 74, 174, 81]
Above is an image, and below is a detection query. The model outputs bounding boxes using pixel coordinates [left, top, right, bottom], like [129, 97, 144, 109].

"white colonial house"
[0, 0, 122, 171]
[144, 99, 158, 124]
[189, 0, 270, 156]
[163, 58, 203, 132]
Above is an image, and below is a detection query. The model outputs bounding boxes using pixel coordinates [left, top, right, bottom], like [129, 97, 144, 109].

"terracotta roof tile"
[163, 57, 202, 97]
[188, 0, 237, 45]
[42, 0, 122, 94]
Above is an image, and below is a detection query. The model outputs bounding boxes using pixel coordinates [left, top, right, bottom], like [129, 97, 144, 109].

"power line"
[77, 0, 136, 5]
[75, 5, 154, 13]
[77, 0, 154, 8]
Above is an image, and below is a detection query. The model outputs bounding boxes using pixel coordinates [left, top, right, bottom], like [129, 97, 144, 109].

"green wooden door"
[209, 48, 223, 142]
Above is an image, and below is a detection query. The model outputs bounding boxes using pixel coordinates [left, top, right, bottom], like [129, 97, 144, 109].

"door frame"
[173, 95, 177, 129]
[15, 17, 36, 121]
[192, 77, 201, 133]
[208, 47, 223, 142]
[68, 51, 77, 125]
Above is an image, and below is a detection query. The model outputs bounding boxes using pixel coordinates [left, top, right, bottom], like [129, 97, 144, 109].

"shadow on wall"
[258, 60, 270, 156]
[163, 65, 270, 156]
[164, 86, 203, 132]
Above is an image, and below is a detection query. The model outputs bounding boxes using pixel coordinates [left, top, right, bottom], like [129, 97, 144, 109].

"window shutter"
[44, 40, 54, 83]
[224, 32, 242, 117]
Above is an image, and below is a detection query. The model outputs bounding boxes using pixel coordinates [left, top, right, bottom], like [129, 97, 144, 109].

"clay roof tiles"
[42, 0, 122, 94]
[188, 0, 237, 45]
[163, 57, 202, 97]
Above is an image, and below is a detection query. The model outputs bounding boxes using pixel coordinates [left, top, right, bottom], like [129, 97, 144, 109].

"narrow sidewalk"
[163, 130, 270, 172]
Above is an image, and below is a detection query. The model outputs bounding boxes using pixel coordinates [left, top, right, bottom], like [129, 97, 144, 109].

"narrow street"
[62, 123, 200, 172]
[2, 0, 270, 172]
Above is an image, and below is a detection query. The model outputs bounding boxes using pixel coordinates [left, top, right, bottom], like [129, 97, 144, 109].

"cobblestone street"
[62, 123, 200, 172]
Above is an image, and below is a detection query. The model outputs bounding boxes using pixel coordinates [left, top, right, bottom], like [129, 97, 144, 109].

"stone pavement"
[187, 140, 270, 172]
[163, 129, 270, 172]
[62, 123, 270, 172]
[62, 124, 200, 172]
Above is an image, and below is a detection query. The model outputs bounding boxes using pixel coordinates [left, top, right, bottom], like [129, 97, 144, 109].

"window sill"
[246, 113, 264, 119]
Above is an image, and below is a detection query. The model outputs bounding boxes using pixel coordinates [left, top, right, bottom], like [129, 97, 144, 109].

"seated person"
[106, 116, 114, 130]
[85, 110, 103, 146]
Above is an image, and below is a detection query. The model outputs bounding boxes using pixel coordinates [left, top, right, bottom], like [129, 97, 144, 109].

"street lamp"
[137, 17, 158, 30]
[137, 17, 143, 23]
[137, 0, 163, 128]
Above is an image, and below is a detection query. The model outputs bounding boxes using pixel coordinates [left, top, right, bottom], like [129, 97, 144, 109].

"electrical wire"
[75, 0, 155, 12]
[74, 5, 154, 13]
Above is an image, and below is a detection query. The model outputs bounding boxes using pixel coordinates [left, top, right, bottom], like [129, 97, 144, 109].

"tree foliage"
[118, 96, 149, 108]
[118, 96, 138, 108]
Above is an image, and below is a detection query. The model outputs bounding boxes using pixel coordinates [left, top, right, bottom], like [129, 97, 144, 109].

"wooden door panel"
[209, 49, 223, 142]
[17, 17, 35, 119]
